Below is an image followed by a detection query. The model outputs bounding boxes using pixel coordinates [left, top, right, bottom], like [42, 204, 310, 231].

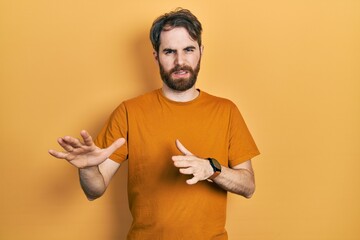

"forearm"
[79, 166, 106, 201]
[213, 166, 255, 198]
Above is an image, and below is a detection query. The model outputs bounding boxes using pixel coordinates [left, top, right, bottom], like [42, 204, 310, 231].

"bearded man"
[49, 8, 260, 240]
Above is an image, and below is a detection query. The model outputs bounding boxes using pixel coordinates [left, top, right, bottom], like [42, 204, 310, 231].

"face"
[155, 27, 202, 91]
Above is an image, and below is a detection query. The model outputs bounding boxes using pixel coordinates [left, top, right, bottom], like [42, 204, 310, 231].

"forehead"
[159, 27, 198, 49]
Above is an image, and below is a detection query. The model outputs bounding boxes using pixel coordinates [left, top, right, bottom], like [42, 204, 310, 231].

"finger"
[63, 136, 82, 148]
[48, 149, 68, 159]
[49, 149, 77, 162]
[103, 138, 126, 158]
[175, 139, 193, 156]
[186, 176, 199, 185]
[80, 130, 94, 147]
[57, 138, 74, 152]
[172, 155, 196, 161]
[173, 159, 192, 168]
[179, 167, 193, 175]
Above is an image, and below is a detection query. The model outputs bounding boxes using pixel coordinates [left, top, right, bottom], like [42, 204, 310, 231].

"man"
[49, 8, 259, 239]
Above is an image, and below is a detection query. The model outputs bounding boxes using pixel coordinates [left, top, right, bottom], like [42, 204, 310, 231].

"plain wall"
[0, 0, 359, 239]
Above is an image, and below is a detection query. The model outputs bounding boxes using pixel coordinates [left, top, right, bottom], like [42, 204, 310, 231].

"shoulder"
[108, 89, 159, 116]
[113, 89, 160, 111]
[200, 90, 238, 109]
[124, 89, 159, 105]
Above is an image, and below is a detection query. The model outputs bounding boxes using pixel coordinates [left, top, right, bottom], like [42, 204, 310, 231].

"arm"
[79, 159, 121, 200]
[48, 130, 124, 200]
[212, 160, 255, 198]
[172, 140, 255, 198]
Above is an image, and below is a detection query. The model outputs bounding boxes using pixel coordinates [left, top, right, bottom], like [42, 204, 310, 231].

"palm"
[49, 130, 125, 168]
[64, 144, 106, 168]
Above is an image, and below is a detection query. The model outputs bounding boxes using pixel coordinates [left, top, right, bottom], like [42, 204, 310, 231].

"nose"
[175, 52, 185, 66]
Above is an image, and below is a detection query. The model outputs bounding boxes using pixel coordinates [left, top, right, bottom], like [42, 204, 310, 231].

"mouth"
[173, 70, 188, 75]
[171, 69, 190, 78]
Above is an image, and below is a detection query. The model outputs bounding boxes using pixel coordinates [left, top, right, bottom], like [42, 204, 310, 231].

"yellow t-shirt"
[95, 89, 260, 240]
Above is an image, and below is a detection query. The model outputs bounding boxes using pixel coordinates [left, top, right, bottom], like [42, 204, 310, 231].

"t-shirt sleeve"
[94, 102, 128, 163]
[228, 103, 260, 167]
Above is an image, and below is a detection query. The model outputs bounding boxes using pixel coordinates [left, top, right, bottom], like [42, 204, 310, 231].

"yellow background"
[1, 0, 359, 239]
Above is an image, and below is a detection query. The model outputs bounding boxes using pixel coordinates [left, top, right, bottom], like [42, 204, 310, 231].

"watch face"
[212, 159, 221, 171]
[209, 158, 221, 172]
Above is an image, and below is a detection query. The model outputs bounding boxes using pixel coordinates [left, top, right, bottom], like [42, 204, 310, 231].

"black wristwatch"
[207, 158, 222, 180]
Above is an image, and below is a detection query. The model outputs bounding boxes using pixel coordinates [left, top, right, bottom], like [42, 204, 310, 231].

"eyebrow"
[184, 46, 196, 50]
[163, 48, 175, 52]
[162, 46, 197, 52]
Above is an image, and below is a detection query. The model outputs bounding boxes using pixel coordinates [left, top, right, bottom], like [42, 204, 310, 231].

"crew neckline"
[157, 88, 203, 105]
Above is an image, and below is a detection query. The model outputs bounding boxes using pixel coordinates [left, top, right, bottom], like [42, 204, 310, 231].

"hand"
[172, 139, 214, 185]
[48, 130, 125, 169]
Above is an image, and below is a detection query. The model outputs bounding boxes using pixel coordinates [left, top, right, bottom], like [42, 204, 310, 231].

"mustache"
[170, 65, 194, 74]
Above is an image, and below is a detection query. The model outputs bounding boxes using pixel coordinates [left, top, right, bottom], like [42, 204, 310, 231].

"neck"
[161, 85, 199, 102]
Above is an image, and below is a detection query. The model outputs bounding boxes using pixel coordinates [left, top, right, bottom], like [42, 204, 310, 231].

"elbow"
[243, 171, 256, 199]
[244, 188, 255, 199]
[85, 191, 104, 201]
[80, 181, 106, 201]
[86, 196, 99, 201]
[231, 182, 255, 198]
[82, 186, 106, 201]
[242, 181, 256, 199]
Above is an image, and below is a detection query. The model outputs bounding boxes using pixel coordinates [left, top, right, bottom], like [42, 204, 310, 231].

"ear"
[200, 45, 204, 56]
[153, 50, 158, 61]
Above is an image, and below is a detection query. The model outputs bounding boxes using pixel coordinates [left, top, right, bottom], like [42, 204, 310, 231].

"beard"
[159, 60, 201, 92]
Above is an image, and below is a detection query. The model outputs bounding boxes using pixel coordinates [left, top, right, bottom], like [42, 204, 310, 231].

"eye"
[164, 49, 175, 55]
[184, 47, 195, 53]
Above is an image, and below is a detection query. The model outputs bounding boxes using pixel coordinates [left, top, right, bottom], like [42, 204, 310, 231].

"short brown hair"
[150, 8, 203, 53]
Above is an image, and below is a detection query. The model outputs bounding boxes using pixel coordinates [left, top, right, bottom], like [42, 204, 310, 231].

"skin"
[48, 130, 124, 200]
[154, 27, 203, 102]
[49, 27, 255, 200]
[173, 140, 255, 197]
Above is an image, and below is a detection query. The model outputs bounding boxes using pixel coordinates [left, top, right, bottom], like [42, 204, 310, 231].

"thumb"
[175, 139, 193, 156]
[104, 138, 126, 157]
